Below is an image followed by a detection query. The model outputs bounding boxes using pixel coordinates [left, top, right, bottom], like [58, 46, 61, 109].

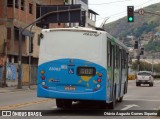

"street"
[0, 80, 160, 119]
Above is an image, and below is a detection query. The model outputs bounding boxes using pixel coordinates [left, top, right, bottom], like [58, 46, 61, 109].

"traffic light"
[140, 47, 144, 55]
[127, 6, 134, 22]
[29, 43, 33, 53]
[134, 41, 138, 49]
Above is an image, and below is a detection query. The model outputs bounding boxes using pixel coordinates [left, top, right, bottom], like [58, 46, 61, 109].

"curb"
[0, 87, 37, 93]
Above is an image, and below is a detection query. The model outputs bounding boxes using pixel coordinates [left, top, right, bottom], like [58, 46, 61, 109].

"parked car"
[136, 71, 154, 87]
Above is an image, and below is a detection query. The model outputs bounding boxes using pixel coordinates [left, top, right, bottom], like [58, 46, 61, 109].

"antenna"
[99, 17, 110, 30]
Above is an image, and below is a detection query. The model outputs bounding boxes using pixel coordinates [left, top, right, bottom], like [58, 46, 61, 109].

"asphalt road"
[0, 80, 160, 119]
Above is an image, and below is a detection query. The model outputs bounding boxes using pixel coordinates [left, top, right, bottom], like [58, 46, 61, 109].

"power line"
[89, 0, 131, 5]
[95, 0, 155, 22]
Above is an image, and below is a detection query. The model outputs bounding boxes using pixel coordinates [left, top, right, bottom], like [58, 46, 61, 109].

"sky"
[88, 0, 160, 27]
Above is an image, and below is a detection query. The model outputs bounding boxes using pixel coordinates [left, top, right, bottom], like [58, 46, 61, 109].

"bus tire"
[124, 82, 127, 93]
[117, 96, 123, 103]
[63, 100, 72, 108]
[119, 96, 123, 102]
[108, 97, 115, 110]
[56, 99, 64, 108]
[99, 101, 107, 109]
[108, 87, 116, 109]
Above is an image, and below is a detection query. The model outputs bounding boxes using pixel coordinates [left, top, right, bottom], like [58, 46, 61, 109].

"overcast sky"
[88, 0, 160, 27]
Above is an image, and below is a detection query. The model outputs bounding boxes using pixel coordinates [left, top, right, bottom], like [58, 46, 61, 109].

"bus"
[37, 27, 129, 109]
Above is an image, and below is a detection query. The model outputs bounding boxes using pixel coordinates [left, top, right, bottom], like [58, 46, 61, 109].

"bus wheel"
[56, 99, 64, 108]
[108, 88, 116, 109]
[117, 96, 123, 103]
[63, 100, 72, 108]
[108, 98, 115, 109]
[99, 101, 107, 109]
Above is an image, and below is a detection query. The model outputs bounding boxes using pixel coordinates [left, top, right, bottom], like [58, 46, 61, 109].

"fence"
[30, 65, 38, 85]
[5, 63, 38, 86]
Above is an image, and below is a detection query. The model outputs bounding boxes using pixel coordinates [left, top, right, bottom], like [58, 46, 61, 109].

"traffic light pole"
[17, 28, 22, 89]
[28, 25, 34, 89]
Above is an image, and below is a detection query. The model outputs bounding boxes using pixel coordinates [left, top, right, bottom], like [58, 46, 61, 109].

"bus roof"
[42, 27, 128, 53]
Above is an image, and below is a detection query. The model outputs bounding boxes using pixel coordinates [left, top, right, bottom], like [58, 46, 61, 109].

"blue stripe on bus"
[37, 59, 109, 101]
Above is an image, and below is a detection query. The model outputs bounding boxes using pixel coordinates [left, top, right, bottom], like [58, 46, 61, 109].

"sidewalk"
[0, 85, 37, 93]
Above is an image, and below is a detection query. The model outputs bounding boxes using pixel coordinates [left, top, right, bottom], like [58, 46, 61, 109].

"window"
[107, 41, 112, 67]
[36, 4, 40, 19]
[115, 46, 119, 68]
[7, 0, 13, 7]
[7, 28, 11, 39]
[81, 0, 88, 4]
[123, 50, 127, 68]
[29, 3, 33, 14]
[121, 50, 126, 68]
[14, 27, 19, 41]
[15, 0, 19, 8]
[21, 0, 25, 11]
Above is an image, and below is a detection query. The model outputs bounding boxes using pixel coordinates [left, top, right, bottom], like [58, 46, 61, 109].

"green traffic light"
[128, 17, 133, 22]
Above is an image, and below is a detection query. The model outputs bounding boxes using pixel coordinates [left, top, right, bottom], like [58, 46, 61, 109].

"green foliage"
[131, 61, 160, 72]
[126, 22, 157, 38]
[144, 40, 160, 52]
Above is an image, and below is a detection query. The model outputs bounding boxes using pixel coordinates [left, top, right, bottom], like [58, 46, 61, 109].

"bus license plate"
[65, 86, 76, 91]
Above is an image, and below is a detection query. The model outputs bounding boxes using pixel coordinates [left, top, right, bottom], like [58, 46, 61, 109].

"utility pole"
[1, 0, 8, 87]
[152, 55, 154, 73]
[17, 28, 22, 89]
[137, 55, 140, 71]
[28, 25, 34, 89]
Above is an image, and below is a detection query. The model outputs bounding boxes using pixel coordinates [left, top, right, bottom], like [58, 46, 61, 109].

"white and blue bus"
[37, 27, 129, 109]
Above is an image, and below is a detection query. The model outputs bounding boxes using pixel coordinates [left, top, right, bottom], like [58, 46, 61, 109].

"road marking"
[153, 108, 158, 110]
[156, 81, 160, 84]
[51, 106, 57, 109]
[124, 99, 160, 102]
[121, 104, 139, 110]
[125, 95, 160, 98]
[0, 99, 53, 110]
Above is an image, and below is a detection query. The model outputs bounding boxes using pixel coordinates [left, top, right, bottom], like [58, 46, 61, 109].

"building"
[0, 0, 98, 87]
[0, 0, 64, 87]
[0, 0, 64, 65]
[65, 0, 98, 29]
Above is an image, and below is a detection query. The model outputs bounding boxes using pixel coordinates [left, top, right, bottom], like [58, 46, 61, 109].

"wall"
[25, 26, 41, 58]
[6, 63, 38, 86]
[0, 25, 7, 54]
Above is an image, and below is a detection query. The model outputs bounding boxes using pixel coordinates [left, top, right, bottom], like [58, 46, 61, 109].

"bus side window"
[107, 41, 110, 67]
[115, 45, 119, 68]
[122, 50, 126, 69]
[107, 41, 111, 67]
[124, 50, 127, 68]
[121, 49, 124, 69]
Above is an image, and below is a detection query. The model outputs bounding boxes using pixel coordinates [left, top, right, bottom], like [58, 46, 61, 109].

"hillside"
[104, 2, 160, 51]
